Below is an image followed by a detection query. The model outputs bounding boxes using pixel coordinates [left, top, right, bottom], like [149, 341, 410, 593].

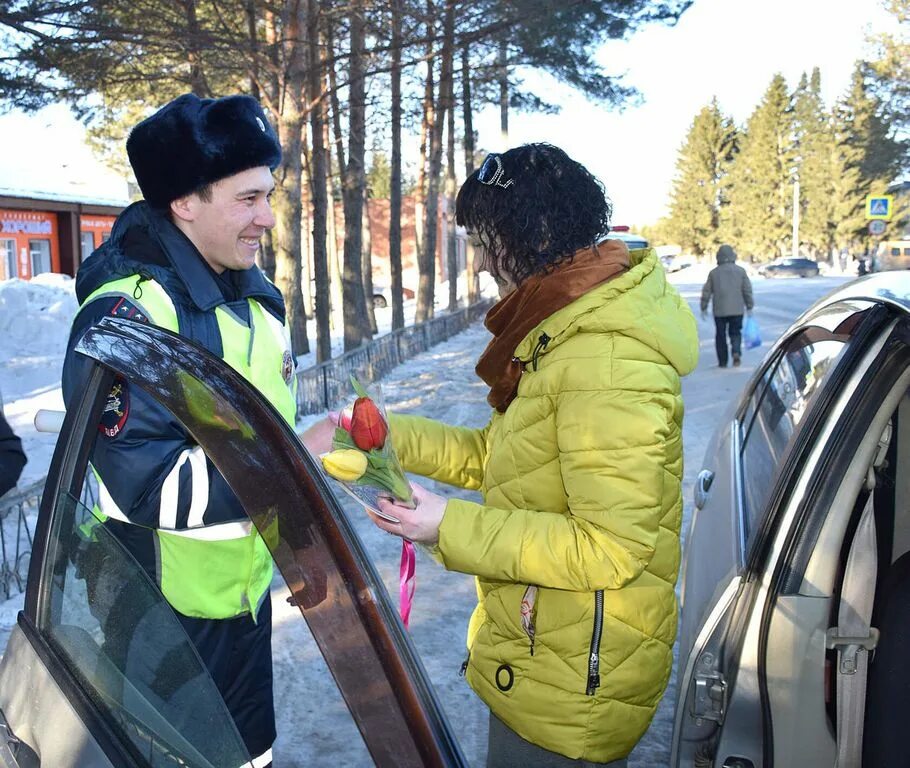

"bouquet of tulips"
[320, 377, 414, 519]
[320, 377, 418, 627]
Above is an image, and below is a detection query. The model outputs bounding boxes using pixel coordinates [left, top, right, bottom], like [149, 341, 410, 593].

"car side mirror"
[694, 469, 715, 510]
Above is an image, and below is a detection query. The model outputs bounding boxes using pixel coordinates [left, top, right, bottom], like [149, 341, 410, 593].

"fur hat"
[126, 93, 282, 208]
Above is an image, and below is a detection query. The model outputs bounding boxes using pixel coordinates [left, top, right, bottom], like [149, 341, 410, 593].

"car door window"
[738, 306, 873, 553]
[39, 478, 251, 767]
[32, 318, 465, 768]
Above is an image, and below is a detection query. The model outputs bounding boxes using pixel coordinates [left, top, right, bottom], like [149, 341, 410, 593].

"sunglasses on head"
[477, 153, 514, 189]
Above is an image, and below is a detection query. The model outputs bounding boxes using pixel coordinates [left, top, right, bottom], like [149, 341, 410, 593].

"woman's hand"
[371, 481, 447, 545]
[300, 413, 339, 457]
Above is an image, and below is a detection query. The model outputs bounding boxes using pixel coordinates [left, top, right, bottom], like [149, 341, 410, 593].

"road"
[269, 274, 852, 767]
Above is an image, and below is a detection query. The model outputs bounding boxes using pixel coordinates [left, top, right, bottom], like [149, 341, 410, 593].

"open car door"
[0, 316, 466, 768]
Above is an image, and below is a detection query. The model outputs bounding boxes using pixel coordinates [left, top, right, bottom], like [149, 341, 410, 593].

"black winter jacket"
[0, 410, 26, 497]
[62, 202, 288, 570]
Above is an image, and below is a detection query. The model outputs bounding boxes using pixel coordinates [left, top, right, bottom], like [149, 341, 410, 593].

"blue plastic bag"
[743, 315, 761, 349]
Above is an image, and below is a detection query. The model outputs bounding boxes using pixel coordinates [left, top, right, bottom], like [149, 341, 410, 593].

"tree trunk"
[498, 37, 508, 146]
[260, 229, 276, 281]
[414, 11, 435, 270]
[417, 0, 454, 324]
[362, 187, 377, 334]
[445, 16, 458, 313]
[301, 128, 314, 319]
[326, 47, 346, 332]
[182, 0, 211, 97]
[389, 0, 405, 330]
[341, 0, 371, 350]
[307, 0, 331, 363]
[245, 0, 259, 99]
[462, 44, 478, 303]
[325, 119, 343, 331]
[272, 0, 309, 356]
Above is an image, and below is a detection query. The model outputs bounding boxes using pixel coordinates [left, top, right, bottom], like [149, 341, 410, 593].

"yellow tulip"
[321, 449, 368, 482]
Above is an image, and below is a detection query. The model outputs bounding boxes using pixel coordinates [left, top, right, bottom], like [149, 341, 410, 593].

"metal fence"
[0, 299, 494, 598]
[0, 480, 41, 601]
[295, 299, 493, 416]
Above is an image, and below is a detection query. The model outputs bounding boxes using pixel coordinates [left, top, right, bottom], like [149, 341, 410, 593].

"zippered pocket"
[520, 585, 538, 656]
[586, 589, 604, 695]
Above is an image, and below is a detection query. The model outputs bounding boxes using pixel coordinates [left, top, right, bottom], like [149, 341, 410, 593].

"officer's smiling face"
[171, 166, 276, 273]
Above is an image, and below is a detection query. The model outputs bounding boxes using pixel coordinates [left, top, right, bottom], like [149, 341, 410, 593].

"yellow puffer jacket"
[391, 248, 698, 762]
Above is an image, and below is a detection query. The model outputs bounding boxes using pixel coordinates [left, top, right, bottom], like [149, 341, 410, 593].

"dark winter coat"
[0, 410, 26, 498]
[700, 244, 754, 317]
[62, 201, 292, 614]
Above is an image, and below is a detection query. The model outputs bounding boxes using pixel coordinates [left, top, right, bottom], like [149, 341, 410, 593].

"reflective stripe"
[159, 446, 209, 529]
[239, 747, 273, 768]
[163, 519, 253, 541]
[185, 446, 209, 528]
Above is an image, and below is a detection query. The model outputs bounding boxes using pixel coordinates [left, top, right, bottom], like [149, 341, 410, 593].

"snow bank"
[0, 276, 78, 360]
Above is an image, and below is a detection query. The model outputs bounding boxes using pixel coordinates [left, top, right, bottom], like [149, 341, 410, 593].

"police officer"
[63, 93, 296, 768]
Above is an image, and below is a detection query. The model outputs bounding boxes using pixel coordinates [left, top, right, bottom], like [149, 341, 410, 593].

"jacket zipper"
[586, 590, 604, 695]
[530, 332, 550, 371]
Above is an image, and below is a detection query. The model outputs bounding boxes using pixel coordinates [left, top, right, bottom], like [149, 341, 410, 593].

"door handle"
[694, 469, 715, 510]
[721, 758, 755, 768]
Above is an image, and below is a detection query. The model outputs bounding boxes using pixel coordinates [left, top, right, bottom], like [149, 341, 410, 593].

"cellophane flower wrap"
[320, 376, 418, 627]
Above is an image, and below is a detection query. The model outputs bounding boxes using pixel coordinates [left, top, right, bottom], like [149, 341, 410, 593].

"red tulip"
[350, 397, 388, 450]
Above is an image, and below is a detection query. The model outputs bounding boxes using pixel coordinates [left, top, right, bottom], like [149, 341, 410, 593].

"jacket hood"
[75, 201, 285, 319]
[513, 246, 698, 377]
[716, 244, 737, 264]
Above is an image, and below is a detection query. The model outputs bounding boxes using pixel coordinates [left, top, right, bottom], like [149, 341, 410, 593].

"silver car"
[673, 273, 910, 767]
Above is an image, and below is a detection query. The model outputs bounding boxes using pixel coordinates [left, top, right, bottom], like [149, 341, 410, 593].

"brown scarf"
[476, 240, 631, 412]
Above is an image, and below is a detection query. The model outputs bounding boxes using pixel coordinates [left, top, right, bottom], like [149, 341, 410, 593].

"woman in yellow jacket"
[381, 144, 697, 766]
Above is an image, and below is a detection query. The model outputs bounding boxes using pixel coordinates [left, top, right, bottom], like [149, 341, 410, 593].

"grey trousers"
[486, 713, 629, 768]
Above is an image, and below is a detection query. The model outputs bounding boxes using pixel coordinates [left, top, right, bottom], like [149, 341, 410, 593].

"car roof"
[602, 231, 649, 249]
[804, 273, 910, 318]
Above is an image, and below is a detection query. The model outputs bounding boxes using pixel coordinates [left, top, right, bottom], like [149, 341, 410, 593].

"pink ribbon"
[399, 540, 416, 628]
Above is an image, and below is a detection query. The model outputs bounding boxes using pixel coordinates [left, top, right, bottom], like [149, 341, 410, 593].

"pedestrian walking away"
[305, 143, 699, 766]
[700, 243, 754, 368]
[62, 93, 294, 768]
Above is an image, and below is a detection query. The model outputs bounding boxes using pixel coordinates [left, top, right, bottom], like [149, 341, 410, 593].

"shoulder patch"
[99, 377, 130, 438]
[110, 297, 149, 324]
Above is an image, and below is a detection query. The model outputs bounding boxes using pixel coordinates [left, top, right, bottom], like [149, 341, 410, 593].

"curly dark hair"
[455, 143, 612, 286]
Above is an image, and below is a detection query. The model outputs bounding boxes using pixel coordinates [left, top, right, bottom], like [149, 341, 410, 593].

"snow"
[0, 269, 854, 766]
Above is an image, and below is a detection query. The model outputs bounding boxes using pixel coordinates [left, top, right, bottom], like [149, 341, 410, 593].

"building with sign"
[0, 106, 130, 281]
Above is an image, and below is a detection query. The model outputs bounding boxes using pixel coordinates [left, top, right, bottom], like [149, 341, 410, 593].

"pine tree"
[723, 74, 795, 262]
[366, 149, 392, 199]
[831, 63, 905, 251]
[867, 1, 910, 150]
[792, 68, 836, 259]
[666, 98, 738, 258]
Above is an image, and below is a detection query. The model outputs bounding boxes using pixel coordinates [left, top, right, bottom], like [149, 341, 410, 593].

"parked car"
[661, 254, 696, 273]
[0, 317, 466, 767]
[871, 240, 910, 272]
[758, 257, 820, 278]
[371, 283, 415, 309]
[673, 272, 910, 767]
[605, 226, 648, 251]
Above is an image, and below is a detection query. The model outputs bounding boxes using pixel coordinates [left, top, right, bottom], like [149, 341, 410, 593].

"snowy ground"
[0, 268, 853, 765]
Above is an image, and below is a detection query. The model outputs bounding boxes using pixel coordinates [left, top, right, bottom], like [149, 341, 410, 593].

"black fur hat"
[126, 93, 282, 208]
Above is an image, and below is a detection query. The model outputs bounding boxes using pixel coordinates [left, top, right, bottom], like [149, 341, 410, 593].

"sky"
[472, 0, 900, 226]
[0, 0, 901, 227]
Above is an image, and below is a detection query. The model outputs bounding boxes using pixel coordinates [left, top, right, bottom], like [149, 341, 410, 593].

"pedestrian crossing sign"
[866, 195, 893, 220]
